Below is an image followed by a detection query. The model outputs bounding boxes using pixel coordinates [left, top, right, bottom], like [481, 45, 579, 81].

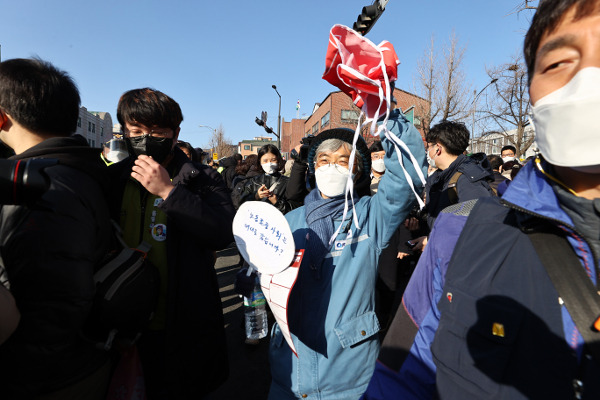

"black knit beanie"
[307, 128, 371, 174]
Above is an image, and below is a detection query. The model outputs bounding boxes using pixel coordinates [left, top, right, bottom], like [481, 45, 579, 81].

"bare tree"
[413, 35, 438, 135]
[507, 0, 538, 14]
[480, 55, 533, 157]
[207, 124, 234, 159]
[413, 35, 440, 135]
[437, 30, 471, 122]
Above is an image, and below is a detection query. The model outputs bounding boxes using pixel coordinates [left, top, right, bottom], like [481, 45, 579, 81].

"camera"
[291, 135, 315, 163]
[0, 158, 57, 205]
[299, 135, 315, 162]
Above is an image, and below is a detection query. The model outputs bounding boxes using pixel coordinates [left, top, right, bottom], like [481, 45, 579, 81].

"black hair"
[510, 164, 522, 180]
[369, 140, 384, 154]
[501, 145, 517, 155]
[235, 154, 256, 175]
[117, 88, 183, 133]
[487, 154, 503, 171]
[0, 58, 80, 136]
[426, 120, 470, 156]
[256, 144, 284, 171]
[176, 140, 198, 162]
[524, 0, 600, 84]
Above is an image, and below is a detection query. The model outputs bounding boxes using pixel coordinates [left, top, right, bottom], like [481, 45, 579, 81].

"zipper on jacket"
[500, 198, 600, 290]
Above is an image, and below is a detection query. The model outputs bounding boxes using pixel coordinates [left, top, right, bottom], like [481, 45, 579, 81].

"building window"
[341, 109, 359, 123]
[100, 127, 104, 136]
[244, 145, 250, 150]
[88, 122, 92, 131]
[77, 117, 81, 128]
[92, 123, 96, 133]
[321, 112, 330, 128]
[92, 140, 96, 147]
[311, 123, 319, 134]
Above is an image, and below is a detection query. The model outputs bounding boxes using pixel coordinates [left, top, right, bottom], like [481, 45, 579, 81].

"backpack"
[447, 153, 498, 204]
[84, 220, 160, 350]
[231, 176, 253, 210]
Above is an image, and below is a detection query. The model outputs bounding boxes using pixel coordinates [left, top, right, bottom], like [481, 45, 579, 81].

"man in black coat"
[487, 153, 508, 191]
[424, 120, 495, 229]
[110, 88, 235, 399]
[0, 58, 113, 398]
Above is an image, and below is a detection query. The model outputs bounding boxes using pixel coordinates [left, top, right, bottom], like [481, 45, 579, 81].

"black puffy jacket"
[107, 147, 235, 398]
[0, 135, 112, 397]
[232, 172, 300, 214]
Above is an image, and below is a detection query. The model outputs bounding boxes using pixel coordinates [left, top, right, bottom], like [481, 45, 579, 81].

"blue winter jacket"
[268, 110, 427, 400]
[362, 160, 600, 399]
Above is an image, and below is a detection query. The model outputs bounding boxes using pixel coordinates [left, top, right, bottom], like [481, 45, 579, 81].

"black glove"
[234, 267, 257, 298]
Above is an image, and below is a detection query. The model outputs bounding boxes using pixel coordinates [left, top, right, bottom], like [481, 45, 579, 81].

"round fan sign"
[232, 201, 295, 275]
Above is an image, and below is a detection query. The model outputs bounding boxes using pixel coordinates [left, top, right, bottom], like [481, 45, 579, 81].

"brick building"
[280, 89, 429, 156]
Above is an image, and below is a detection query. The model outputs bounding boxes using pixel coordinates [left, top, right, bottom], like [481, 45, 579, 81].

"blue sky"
[1, 0, 535, 149]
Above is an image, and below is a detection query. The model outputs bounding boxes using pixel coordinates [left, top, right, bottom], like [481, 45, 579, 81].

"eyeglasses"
[371, 154, 384, 160]
[314, 162, 350, 173]
[126, 129, 173, 138]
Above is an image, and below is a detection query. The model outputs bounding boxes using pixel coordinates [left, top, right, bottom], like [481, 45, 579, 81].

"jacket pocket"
[334, 311, 381, 348]
[432, 286, 524, 397]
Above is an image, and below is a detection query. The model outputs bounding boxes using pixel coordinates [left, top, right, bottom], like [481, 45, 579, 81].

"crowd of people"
[1, 0, 599, 398]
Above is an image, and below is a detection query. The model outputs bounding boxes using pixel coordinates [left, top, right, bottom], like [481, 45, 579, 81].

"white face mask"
[502, 156, 515, 164]
[371, 159, 386, 173]
[315, 164, 354, 198]
[532, 67, 600, 173]
[261, 162, 278, 175]
[105, 138, 129, 163]
[426, 146, 438, 169]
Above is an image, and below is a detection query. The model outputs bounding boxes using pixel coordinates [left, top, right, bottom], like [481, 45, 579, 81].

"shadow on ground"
[211, 243, 273, 400]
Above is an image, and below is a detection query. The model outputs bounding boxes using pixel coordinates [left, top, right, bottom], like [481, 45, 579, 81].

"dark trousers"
[137, 330, 168, 400]
[35, 359, 112, 400]
[137, 330, 214, 400]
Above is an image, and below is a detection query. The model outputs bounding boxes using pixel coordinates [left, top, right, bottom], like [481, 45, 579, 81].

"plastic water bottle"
[244, 277, 268, 342]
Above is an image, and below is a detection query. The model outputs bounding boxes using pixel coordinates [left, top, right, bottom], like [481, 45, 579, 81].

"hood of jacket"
[9, 134, 110, 194]
[220, 156, 237, 169]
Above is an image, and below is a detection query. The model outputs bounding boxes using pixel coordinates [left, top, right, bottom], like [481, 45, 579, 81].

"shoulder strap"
[527, 227, 600, 362]
[447, 171, 462, 205]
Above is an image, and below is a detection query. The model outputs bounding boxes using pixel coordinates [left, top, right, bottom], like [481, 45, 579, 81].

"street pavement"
[211, 243, 272, 400]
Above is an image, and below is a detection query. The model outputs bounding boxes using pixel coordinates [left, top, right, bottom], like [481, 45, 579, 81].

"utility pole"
[471, 78, 498, 153]
[272, 85, 281, 151]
